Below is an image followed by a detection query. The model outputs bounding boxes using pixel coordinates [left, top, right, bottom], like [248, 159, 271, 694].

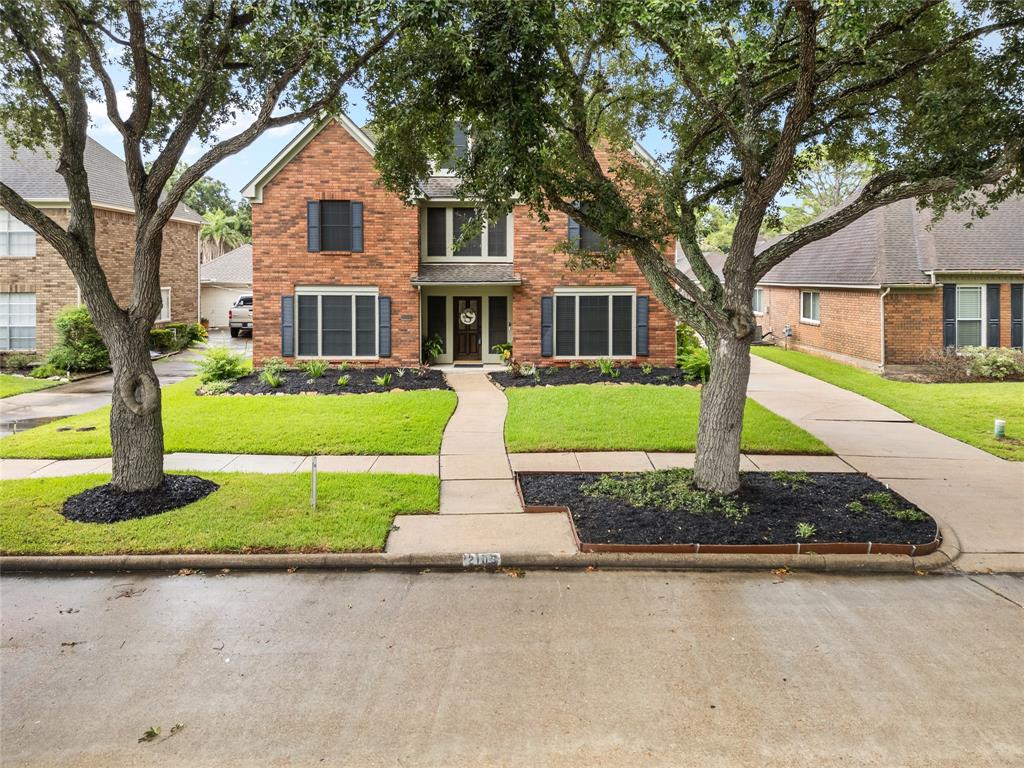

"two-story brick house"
[1, 136, 202, 355]
[242, 114, 676, 367]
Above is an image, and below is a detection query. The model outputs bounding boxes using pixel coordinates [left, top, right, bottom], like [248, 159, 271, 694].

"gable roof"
[201, 243, 252, 285]
[758, 195, 1024, 287]
[1, 135, 203, 224]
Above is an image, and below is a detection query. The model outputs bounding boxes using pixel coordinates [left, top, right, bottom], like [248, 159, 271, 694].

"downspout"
[416, 284, 423, 365]
[879, 286, 891, 372]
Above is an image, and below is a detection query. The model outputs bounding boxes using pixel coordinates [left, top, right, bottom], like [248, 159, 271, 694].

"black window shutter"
[281, 295, 295, 357]
[307, 202, 320, 252]
[636, 296, 649, 356]
[986, 284, 1001, 347]
[942, 284, 956, 348]
[378, 296, 392, 358]
[489, 296, 508, 349]
[1011, 284, 1023, 349]
[351, 202, 363, 253]
[567, 216, 580, 247]
[540, 296, 554, 357]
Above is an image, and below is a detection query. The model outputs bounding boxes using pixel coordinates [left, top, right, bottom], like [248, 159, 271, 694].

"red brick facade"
[758, 280, 1023, 367]
[251, 118, 676, 367]
[0, 207, 199, 354]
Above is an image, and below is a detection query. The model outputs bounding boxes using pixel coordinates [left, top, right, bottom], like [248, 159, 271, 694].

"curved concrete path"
[385, 372, 578, 557]
[748, 354, 1024, 573]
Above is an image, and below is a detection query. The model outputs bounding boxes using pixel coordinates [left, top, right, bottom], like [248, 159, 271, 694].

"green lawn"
[0, 374, 59, 398]
[753, 346, 1024, 461]
[0, 472, 438, 554]
[0, 377, 457, 459]
[503, 384, 830, 454]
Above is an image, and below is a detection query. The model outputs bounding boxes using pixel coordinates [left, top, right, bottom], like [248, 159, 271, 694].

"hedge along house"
[754, 195, 1024, 370]
[0, 135, 203, 356]
[242, 114, 676, 368]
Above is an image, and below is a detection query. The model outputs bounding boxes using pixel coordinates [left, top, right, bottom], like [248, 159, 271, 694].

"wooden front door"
[453, 296, 482, 360]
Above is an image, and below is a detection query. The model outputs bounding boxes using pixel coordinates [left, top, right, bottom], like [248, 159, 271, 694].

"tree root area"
[61, 475, 219, 524]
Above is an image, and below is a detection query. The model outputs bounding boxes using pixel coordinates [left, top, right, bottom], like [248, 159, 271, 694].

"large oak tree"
[367, 0, 1024, 492]
[1, 0, 410, 491]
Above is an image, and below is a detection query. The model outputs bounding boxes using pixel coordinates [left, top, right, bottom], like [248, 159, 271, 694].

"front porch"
[413, 264, 520, 366]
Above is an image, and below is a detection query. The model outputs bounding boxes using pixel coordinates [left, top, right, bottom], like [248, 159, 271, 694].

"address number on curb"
[463, 553, 501, 567]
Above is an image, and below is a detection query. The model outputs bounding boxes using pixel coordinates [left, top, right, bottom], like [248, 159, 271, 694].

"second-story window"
[568, 204, 606, 252]
[423, 207, 511, 260]
[307, 200, 363, 253]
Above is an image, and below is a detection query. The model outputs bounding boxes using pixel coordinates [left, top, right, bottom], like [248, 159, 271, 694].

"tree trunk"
[108, 325, 164, 492]
[692, 331, 753, 494]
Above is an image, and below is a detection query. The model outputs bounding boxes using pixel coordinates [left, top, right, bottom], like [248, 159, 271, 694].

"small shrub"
[423, 334, 444, 361]
[197, 347, 246, 383]
[595, 358, 617, 376]
[610, 368, 621, 378]
[846, 500, 868, 514]
[569, 361, 582, 370]
[922, 348, 971, 382]
[860, 490, 925, 521]
[30, 363, 60, 379]
[415, 364, 431, 378]
[656, 375, 671, 383]
[395, 367, 407, 378]
[770, 470, 812, 489]
[259, 368, 282, 388]
[963, 346, 1024, 380]
[373, 372, 393, 387]
[149, 328, 177, 352]
[186, 322, 208, 344]
[337, 374, 351, 387]
[795, 522, 817, 539]
[544, 365, 556, 375]
[519, 362, 536, 377]
[261, 357, 287, 377]
[337, 361, 350, 372]
[47, 306, 109, 372]
[1, 352, 38, 371]
[676, 323, 701, 360]
[641, 363, 654, 375]
[491, 342, 513, 364]
[299, 359, 330, 379]
[890, 507, 926, 522]
[583, 468, 749, 522]
[200, 379, 234, 395]
[680, 348, 711, 382]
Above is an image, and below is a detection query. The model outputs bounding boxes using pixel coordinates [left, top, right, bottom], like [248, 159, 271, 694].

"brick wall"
[251, 119, 677, 367]
[759, 285, 882, 365]
[1, 207, 199, 354]
[252, 119, 421, 366]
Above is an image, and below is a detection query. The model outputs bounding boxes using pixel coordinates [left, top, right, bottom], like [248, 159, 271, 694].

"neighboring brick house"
[242, 114, 675, 367]
[754, 196, 1024, 369]
[1, 136, 202, 355]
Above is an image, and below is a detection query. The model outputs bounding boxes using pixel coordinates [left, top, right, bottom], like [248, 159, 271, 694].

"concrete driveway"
[0, 351, 201, 438]
[1, 570, 1021, 767]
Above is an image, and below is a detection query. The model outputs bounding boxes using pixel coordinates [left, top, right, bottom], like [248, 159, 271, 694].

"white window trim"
[294, 286, 380, 359]
[955, 283, 986, 349]
[553, 287, 637, 359]
[0, 292, 37, 351]
[420, 206, 513, 263]
[0, 208, 37, 259]
[752, 287, 765, 316]
[157, 287, 171, 322]
[799, 290, 820, 325]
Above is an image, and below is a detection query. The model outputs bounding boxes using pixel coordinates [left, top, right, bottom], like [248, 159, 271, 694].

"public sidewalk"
[747, 354, 1024, 573]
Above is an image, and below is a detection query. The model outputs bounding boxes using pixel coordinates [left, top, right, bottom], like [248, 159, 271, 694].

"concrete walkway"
[386, 372, 579, 557]
[748, 354, 1024, 572]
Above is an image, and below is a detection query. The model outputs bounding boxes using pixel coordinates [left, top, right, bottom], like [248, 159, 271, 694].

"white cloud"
[86, 89, 133, 136]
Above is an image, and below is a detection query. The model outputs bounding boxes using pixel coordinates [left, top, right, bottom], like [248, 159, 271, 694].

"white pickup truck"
[228, 294, 253, 337]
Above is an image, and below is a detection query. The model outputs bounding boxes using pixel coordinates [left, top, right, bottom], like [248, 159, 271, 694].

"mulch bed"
[490, 365, 696, 388]
[219, 367, 451, 396]
[62, 475, 219, 524]
[518, 471, 937, 547]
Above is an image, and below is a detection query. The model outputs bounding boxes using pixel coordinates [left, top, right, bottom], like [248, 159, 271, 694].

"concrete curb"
[1, 525, 960, 575]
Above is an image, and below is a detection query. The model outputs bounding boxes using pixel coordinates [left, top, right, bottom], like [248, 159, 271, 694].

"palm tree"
[200, 209, 246, 262]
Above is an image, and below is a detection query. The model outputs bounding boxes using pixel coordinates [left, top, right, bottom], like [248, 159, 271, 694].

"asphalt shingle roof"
[411, 263, 521, 285]
[418, 176, 464, 199]
[201, 244, 252, 285]
[1, 135, 203, 224]
[759, 195, 1024, 286]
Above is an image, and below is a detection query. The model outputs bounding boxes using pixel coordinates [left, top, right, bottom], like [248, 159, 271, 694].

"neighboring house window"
[307, 200, 364, 253]
[158, 287, 171, 322]
[554, 290, 635, 357]
[0, 292, 36, 350]
[752, 287, 764, 315]
[567, 205, 606, 252]
[800, 290, 820, 324]
[955, 285, 983, 347]
[295, 289, 379, 358]
[0, 209, 36, 258]
[422, 207, 511, 260]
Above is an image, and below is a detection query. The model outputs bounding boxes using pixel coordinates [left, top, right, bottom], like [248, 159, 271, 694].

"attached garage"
[200, 244, 252, 328]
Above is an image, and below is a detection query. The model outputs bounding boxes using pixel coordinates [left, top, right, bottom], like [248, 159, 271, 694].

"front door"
[453, 296, 482, 360]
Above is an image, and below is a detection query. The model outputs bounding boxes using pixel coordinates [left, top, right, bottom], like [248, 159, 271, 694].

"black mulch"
[518, 471, 938, 546]
[220, 367, 451, 396]
[62, 475, 219, 524]
[491, 365, 696, 388]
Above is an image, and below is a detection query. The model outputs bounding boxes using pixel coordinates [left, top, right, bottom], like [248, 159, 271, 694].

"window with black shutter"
[554, 291, 636, 357]
[294, 291, 379, 357]
[312, 201, 364, 252]
[568, 203, 606, 252]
